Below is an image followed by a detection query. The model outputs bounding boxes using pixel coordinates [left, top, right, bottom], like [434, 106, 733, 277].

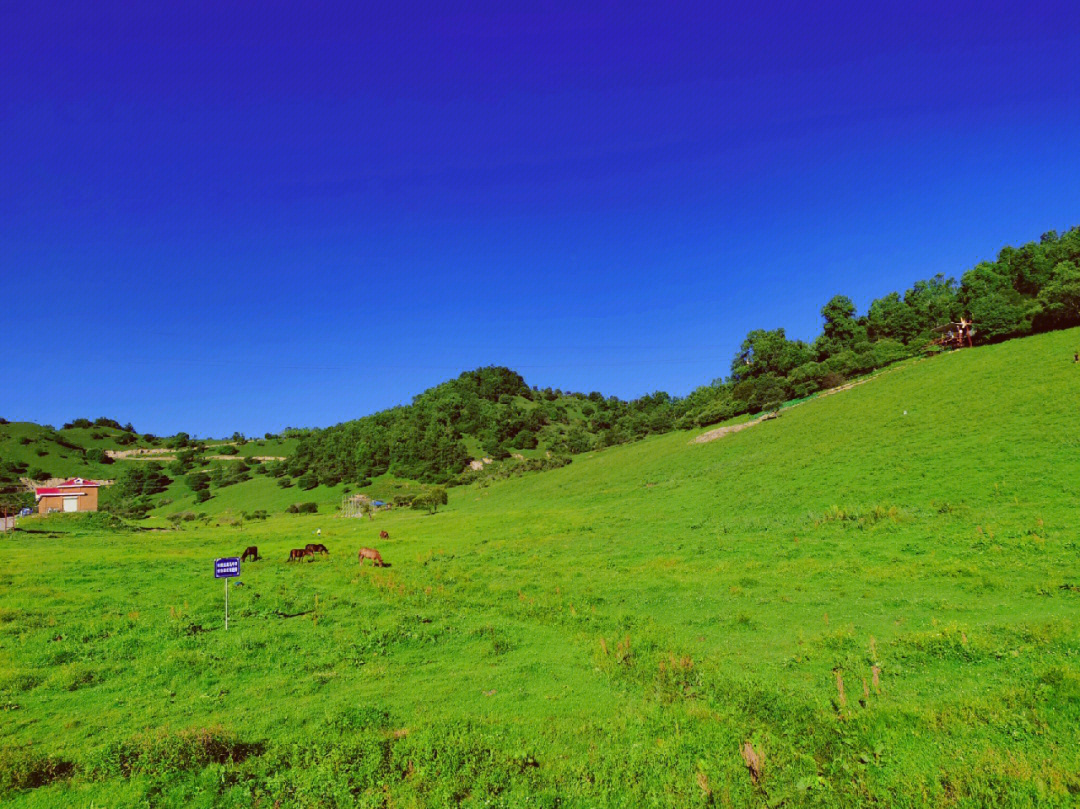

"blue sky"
[2, 1, 1079, 437]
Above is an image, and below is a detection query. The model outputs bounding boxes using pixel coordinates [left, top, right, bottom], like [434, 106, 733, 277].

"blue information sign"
[214, 557, 240, 578]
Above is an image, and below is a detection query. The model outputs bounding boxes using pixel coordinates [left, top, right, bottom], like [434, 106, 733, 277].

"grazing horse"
[305, 543, 329, 555]
[241, 546, 259, 562]
[358, 547, 386, 567]
[379, 530, 390, 540]
[288, 548, 312, 562]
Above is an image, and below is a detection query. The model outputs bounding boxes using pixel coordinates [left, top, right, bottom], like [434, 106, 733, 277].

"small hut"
[930, 318, 975, 350]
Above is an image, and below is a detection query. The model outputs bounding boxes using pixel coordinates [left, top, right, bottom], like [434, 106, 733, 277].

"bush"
[0, 745, 74, 791]
[26, 467, 50, 481]
[819, 371, 846, 390]
[287, 502, 318, 514]
[194, 489, 211, 503]
[297, 473, 318, 491]
[86, 726, 256, 779]
[85, 447, 114, 465]
[277, 477, 293, 488]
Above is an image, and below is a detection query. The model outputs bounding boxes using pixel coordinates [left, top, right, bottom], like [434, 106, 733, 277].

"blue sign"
[214, 557, 240, 578]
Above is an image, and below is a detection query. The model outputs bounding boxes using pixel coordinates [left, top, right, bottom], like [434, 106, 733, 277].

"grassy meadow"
[2, 328, 1080, 807]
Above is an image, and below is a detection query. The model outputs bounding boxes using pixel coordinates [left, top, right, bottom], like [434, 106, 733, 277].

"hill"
[8, 225, 1079, 514]
[2, 326, 1078, 806]
[234, 225, 1080, 492]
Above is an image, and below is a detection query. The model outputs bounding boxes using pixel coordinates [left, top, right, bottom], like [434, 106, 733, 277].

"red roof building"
[35, 478, 103, 514]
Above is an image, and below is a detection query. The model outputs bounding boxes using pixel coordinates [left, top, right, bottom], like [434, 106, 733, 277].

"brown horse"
[305, 543, 329, 555]
[379, 530, 390, 540]
[358, 547, 386, 567]
[241, 546, 259, 562]
[288, 548, 312, 562]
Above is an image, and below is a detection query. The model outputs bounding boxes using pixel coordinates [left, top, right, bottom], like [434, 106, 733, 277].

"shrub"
[87, 726, 257, 779]
[277, 477, 293, 488]
[819, 371, 846, 390]
[194, 489, 211, 503]
[0, 745, 74, 791]
[297, 473, 318, 491]
[85, 447, 113, 465]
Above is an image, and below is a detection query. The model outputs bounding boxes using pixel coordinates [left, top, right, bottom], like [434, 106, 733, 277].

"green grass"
[201, 437, 299, 458]
[0, 423, 111, 479]
[2, 328, 1080, 806]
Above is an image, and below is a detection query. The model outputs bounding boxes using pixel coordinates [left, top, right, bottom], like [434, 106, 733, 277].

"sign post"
[214, 557, 241, 630]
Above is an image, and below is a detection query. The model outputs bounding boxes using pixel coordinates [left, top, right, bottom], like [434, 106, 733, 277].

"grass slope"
[2, 327, 1079, 807]
[0, 423, 116, 480]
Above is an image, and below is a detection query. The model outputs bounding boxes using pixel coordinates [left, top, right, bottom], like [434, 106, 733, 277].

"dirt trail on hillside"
[690, 364, 911, 445]
[106, 447, 285, 461]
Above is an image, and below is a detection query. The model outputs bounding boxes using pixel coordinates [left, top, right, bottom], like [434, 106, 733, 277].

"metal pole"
[225, 579, 229, 631]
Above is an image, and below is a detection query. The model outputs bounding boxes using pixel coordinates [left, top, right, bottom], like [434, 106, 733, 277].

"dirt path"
[690, 362, 915, 444]
[106, 449, 285, 462]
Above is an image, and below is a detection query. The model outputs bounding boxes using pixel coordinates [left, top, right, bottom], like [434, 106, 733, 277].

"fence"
[0, 515, 15, 532]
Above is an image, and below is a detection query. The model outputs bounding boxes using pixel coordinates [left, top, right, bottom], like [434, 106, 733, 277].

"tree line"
[284, 227, 1078, 486]
[677, 226, 1079, 427]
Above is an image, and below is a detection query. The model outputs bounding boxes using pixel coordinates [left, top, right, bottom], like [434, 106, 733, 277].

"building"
[35, 478, 103, 514]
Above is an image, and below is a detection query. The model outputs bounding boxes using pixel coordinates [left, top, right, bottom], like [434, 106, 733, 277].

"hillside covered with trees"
[286, 226, 1080, 485]
[6, 227, 1078, 498]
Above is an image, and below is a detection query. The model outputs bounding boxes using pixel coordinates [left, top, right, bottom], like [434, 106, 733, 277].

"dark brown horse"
[379, 530, 390, 540]
[288, 548, 312, 562]
[358, 547, 386, 567]
[241, 546, 259, 562]
[305, 543, 329, 555]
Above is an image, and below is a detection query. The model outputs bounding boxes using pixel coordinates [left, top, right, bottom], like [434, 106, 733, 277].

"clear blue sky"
[3, 1, 1079, 437]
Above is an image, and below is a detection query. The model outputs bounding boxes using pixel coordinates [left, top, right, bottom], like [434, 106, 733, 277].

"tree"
[413, 486, 448, 514]
[1036, 261, 1080, 329]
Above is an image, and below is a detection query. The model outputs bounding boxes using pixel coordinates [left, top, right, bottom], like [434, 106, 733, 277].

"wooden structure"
[930, 318, 975, 350]
[341, 493, 372, 519]
[35, 478, 103, 514]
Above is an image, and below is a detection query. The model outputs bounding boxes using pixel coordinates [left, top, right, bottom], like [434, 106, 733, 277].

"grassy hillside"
[1, 327, 1079, 806]
[0, 422, 119, 480]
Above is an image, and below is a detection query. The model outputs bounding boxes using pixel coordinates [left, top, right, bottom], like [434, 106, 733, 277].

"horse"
[379, 530, 390, 540]
[358, 547, 386, 567]
[305, 543, 329, 555]
[288, 548, 312, 562]
[241, 546, 259, 562]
